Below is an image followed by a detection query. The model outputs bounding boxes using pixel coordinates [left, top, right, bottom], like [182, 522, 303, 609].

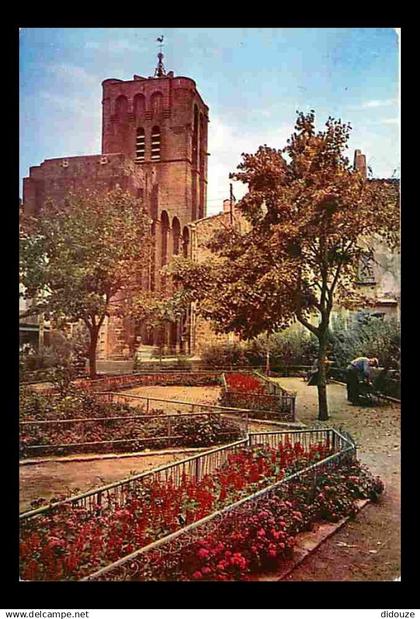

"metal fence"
[220, 372, 296, 421]
[78, 428, 355, 581]
[19, 427, 355, 581]
[95, 391, 279, 420]
[25, 367, 266, 394]
[20, 410, 248, 455]
[19, 388, 302, 458]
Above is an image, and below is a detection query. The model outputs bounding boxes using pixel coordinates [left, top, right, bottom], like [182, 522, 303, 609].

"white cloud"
[380, 117, 399, 125]
[85, 39, 148, 54]
[363, 98, 396, 108]
[46, 63, 99, 87]
[206, 114, 400, 215]
[348, 98, 397, 110]
[206, 115, 293, 215]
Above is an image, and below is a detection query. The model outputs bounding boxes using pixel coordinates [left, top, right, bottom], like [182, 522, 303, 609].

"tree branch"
[296, 309, 319, 337]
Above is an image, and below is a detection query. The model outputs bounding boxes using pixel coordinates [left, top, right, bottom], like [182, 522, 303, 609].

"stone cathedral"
[21, 51, 400, 361]
[22, 51, 210, 359]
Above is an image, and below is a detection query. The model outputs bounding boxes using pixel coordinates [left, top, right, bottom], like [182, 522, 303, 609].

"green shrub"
[20, 326, 88, 377]
[245, 327, 318, 367]
[329, 314, 400, 369]
[200, 342, 250, 368]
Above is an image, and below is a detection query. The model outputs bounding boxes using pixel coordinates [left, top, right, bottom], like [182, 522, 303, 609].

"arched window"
[172, 217, 181, 255]
[135, 127, 145, 162]
[133, 93, 146, 118]
[357, 251, 376, 284]
[161, 211, 170, 267]
[199, 113, 206, 171]
[150, 220, 157, 292]
[182, 226, 190, 258]
[115, 95, 128, 118]
[151, 126, 161, 161]
[192, 105, 199, 167]
[151, 91, 163, 116]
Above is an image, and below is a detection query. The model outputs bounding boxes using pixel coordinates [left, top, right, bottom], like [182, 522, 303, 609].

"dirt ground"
[19, 451, 201, 513]
[19, 378, 400, 580]
[272, 377, 400, 581]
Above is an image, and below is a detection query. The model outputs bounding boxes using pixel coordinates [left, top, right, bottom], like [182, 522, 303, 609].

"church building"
[22, 50, 209, 359]
[21, 51, 399, 361]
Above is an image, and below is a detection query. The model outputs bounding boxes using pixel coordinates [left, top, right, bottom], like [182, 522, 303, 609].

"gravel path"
[271, 377, 400, 581]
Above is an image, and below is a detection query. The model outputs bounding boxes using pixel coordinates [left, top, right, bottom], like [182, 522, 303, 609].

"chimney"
[223, 199, 231, 213]
[354, 149, 367, 180]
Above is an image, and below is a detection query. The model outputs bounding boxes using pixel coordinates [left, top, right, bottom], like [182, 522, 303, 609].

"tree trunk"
[317, 329, 329, 421]
[88, 327, 99, 379]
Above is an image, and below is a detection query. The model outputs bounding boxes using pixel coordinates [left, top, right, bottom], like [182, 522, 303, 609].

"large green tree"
[170, 111, 399, 420]
[20, 188, 152, 377]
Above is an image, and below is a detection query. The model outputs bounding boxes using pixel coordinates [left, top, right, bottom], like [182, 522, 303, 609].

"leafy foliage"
[20, 325, 89, 377]
[200, 342, 251, 368]
[329, 313, 400, 370]
[19, 388, 242, 456]
[170, 111, 399, 419]
[20, 188, 153, 377]
[19, 441, 333, 580]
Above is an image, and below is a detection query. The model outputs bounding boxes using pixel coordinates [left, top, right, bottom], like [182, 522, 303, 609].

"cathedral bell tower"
[101, 46, 209, 225]
[101, 44, 209, 352]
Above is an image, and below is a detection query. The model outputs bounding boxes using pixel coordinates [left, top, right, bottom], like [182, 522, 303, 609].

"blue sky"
[20, 27, 399, 216]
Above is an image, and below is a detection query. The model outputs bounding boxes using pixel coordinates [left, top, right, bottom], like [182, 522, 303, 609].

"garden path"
[271, 376, 400, 581]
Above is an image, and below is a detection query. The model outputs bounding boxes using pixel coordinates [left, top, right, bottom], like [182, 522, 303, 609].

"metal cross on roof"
[154, 36, 166, 77]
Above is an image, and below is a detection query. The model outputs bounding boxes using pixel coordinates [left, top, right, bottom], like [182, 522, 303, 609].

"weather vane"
[154, 35, 166, 77]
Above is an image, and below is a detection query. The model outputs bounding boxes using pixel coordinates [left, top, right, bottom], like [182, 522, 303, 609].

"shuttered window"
[151, 126, 161, 160]
[135, 127, 145, 162]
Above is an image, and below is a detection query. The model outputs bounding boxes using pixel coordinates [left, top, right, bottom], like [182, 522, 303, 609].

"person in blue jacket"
[346, 357, 379, 403]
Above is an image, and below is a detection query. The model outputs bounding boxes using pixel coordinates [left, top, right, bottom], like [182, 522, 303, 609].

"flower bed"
[75, 371, 222, 392]
[20, 440, 333, 580]
[220, 372, 296, 421]
[145, 460, 384, 581]
[19, 387, 138, 422]
[19, 388, 242, 457]
[225, 373, 267, 394]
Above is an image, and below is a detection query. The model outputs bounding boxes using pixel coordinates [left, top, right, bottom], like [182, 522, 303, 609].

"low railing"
[19, 427, 356, 581]
[94, 391, 286, 420]
[221, 373, 296, 421]
[19, 388, 303, 459]
[20, 437, 249, 519]
[254, 370, 297, 417]
[81, 428, 355, 581]
[25, 367, 267, 393]
[20, 410, 248, 456]
[19, 428, 352, 520]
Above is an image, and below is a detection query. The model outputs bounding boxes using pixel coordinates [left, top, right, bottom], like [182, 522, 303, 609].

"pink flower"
[197, 548, 210, 559]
